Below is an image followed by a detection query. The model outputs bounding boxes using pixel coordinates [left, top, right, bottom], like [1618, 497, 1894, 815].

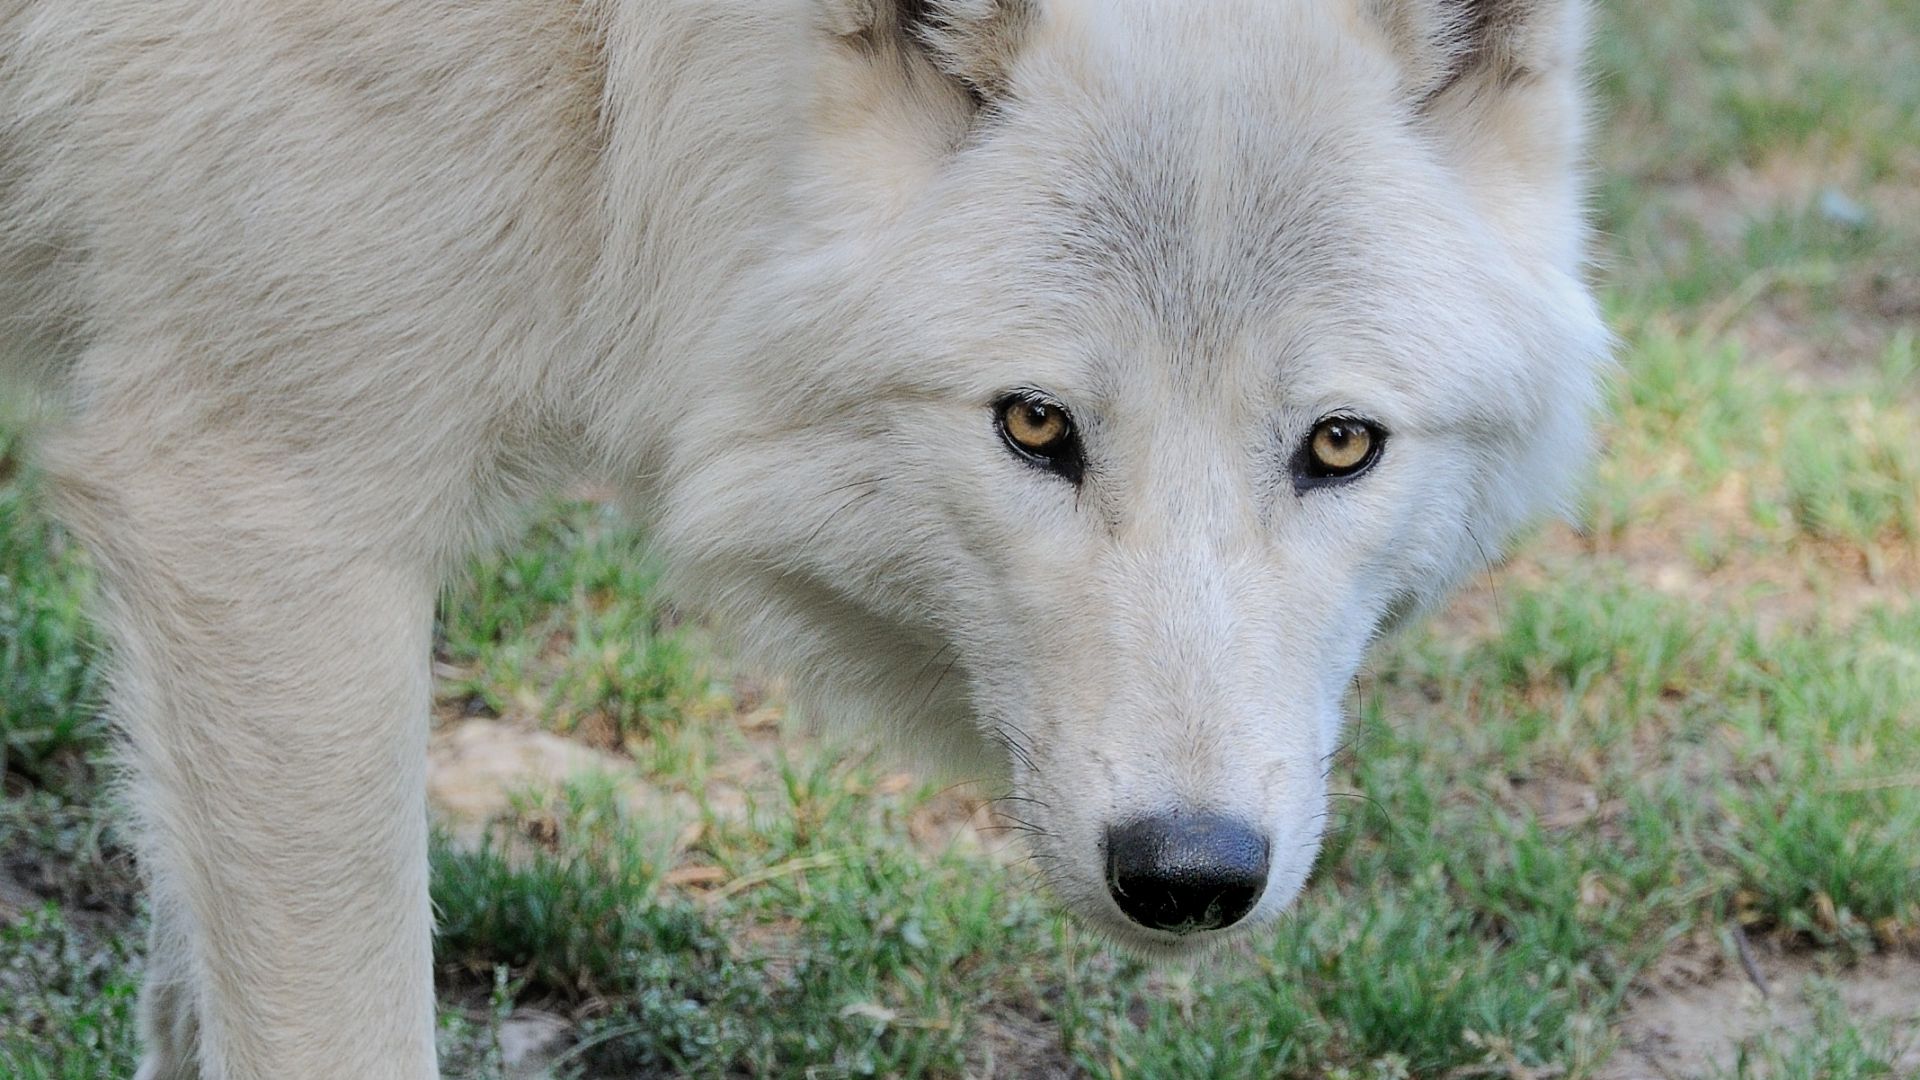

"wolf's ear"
[1365, 0, 1590, 263]
[1364, 0, 1584, 103]
[819, 0, 1037, 100]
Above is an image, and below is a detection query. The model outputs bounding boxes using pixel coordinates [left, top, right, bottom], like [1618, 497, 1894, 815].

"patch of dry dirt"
[1603, 938, 1920, 1079]
[1660, 150, 1917, 236]
[967, 1005, 1081, 1079]
[426, 716, 698, 853]
[1638, 148, 1920, 387]
[1428, 516, 1916, 653]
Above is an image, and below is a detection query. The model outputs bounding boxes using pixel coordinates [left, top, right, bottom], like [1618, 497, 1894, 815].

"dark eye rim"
[1292, 415, 1388, 492]
[993, 390, 1085, 483]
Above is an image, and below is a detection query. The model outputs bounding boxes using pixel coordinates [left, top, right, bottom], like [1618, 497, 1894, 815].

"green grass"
[5, 0, 1920, 1076]
[439, 504, 715, 758]
[0, 907, 141, 1079]
[1593, 0, 1920, 182]
[0, 435, 103, 795]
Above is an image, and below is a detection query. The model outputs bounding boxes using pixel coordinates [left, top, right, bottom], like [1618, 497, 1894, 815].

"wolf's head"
[659, 0, 1607, 951]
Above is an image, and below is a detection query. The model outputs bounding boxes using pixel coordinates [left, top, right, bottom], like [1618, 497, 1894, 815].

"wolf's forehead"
[983, 20, 1446, 341]
[974, 116, 1495, 402]
[1029, 127, 1399, 334]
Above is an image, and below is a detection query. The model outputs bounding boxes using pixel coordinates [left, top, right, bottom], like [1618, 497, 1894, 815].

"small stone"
[497, 1010, 572, 1075]
[1816, 187, 1872, 230]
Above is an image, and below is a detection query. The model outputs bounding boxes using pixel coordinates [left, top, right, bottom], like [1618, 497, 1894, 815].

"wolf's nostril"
[1104, 813, 1269, 933]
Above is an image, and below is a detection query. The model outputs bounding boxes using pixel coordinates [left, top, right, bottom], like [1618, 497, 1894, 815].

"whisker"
[987, 728, 1038, 773]
[1323, 790, 1394, 835]
[801, 487, 882, 550]
[922, 776, 985, 802]
[918, 650, 962, 714]
[1465, 521, 1506, 624]
[985, 810, 1049, 836]
[814, 476, 887, 501]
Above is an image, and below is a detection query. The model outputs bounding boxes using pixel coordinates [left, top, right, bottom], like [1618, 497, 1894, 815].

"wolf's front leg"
[56, 449, 444, 1080]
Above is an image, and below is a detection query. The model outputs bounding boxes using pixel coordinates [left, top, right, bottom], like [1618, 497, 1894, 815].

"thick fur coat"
[0, 0, 1607, 1075]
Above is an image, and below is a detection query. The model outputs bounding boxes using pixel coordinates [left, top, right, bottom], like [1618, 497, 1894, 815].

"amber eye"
[1003, 399, 1069, 450]
[994, 392, 1083, 482]
[1295, 416, 1385, 490]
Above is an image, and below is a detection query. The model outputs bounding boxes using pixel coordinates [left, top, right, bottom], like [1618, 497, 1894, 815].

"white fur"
[0, 0, 1606, 1075]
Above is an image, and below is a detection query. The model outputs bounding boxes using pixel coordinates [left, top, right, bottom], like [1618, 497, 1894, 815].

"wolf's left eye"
[995, 392, 1083, 483]
[1293, 416, 1385, 491]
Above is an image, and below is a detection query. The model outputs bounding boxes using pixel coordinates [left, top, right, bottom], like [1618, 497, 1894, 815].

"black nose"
[1104, 813, 1270, 933]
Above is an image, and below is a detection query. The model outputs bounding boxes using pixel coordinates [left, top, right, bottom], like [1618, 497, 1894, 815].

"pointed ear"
[1364, 0, 1585, 103]
[908, 0, 1038, 99]
[819, 0, 1038, 100]
[1364, 0, 1592, 266]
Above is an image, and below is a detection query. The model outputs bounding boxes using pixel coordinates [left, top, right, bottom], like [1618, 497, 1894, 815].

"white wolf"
[0, 0, 1606, 1075]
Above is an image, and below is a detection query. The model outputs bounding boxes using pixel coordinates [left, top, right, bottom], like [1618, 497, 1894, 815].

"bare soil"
[1604, 939, 1920, 1079]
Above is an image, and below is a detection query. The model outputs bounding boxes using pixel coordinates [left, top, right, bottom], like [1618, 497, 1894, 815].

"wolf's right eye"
[1292, 416, 1385, 492]
[995, 393, 1084, 483]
